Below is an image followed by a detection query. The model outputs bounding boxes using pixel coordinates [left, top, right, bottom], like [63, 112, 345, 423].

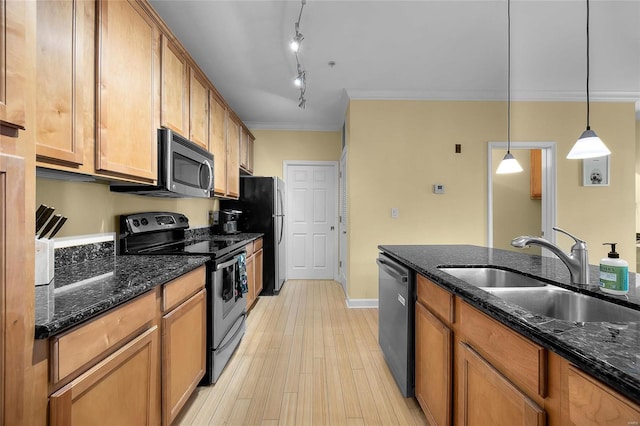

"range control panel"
[121, 212, 189, 235]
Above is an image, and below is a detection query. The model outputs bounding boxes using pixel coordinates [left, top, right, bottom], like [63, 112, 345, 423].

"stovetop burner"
[119, 212, 248, 259]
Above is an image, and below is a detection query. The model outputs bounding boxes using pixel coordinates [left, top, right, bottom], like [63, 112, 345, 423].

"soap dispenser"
[599, 243, 629, 295]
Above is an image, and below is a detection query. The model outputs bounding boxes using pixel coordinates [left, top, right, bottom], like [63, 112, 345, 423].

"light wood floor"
[175, 280, 428, 426]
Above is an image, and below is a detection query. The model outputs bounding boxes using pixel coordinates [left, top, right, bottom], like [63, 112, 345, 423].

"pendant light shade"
[496, 152, 524, 174]
[567, 128, 611, 159]
[496, 0, 523, 175]
[567, 0, 611, 160]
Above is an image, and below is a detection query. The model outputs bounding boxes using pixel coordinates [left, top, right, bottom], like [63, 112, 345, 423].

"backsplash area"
[54, 233, 116, 268]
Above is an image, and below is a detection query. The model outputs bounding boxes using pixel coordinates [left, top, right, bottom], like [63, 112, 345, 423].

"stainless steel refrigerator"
[221, 176, 286, 295]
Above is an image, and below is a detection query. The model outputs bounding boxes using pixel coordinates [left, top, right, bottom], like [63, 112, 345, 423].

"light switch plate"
[391, 207, 399, 218]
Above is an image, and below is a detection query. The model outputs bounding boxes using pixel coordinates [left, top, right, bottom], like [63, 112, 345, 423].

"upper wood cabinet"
[530, 149, 542, 200]
[160, 35, 188, 137]
[189, 69, 209, 150]
[0, 0, 27, 135]
[239, 126, 254, 174]
[226, 114, 241, 198]
[95, 0, 160, 182]
[210, 92, 228, 197]
[35, 0, 93, 166]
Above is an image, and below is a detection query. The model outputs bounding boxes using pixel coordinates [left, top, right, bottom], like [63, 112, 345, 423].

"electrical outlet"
[434, 184, 445, 194]
[391, 207, 399, 218]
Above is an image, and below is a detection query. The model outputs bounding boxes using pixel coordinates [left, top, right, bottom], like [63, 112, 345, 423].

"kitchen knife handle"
[38, 214, 61, 239]
[48, 216, 68, 239]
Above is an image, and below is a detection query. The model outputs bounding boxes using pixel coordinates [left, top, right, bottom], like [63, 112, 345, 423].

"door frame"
[487, 141, 557, 250]
[339, 148, 348, 295]
[283, 160, 340, 281]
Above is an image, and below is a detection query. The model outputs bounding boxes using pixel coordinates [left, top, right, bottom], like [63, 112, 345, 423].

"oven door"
[211, 251, 247, 349]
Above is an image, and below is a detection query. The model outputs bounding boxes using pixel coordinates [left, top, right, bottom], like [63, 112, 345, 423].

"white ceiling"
[149, 0, 640, 131]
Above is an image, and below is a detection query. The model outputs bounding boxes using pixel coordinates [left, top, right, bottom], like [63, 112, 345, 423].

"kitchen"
[1, 0, 639, 425]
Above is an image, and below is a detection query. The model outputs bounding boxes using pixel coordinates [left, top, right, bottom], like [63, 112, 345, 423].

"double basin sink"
[438, 267, 640, 323]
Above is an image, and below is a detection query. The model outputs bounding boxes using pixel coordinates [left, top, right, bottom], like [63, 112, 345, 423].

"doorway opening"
[487, 142, 557, 254]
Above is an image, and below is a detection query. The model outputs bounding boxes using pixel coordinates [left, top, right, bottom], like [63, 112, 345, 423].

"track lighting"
[289, 0, 307, 109]
[290, 23, 304, 52]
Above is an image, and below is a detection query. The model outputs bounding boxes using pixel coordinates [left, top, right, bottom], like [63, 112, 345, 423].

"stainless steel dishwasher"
[377, 252, 415, 397]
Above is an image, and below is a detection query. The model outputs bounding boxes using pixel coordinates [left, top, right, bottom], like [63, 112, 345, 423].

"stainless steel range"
[119, 212, 247, 385]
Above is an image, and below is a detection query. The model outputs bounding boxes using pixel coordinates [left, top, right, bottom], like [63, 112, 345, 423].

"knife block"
[35, 238, 55, 286]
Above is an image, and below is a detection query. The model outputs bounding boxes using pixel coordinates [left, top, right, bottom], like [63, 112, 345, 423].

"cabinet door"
[160, 35, 188, 137]
[565, 365, 640, 425]
[0, 155, 26, 425]
[162, 289, 206, 425]
[457, 342, 545, 426]
[530, 149, 542, 200]
[50, 326, 160, 426]
[415, 301, 452, 426]
[239, 126, 248, 169]
[210, 92, 227, 196]
[35, 0, 89, 165]
[0, 0, 26, 134]
[189, 69, 209, 150]
[96, 0, 160, 181]
[246, 253, 255, 309]
[247, 134, 254, 173]
[255, 248, 263, 296]
[226, 116, 240, 198]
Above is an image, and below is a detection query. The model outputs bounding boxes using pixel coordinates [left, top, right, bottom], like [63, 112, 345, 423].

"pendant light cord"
[586, 0, 591, 130]
[507, 0, 512, 153]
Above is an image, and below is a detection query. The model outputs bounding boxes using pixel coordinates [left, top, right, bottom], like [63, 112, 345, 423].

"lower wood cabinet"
[245, 238, 263, 311]
[415, 301, 452, 426]
[413, 273, 640, 426]
[48, 265, 207, 426]
[565, 365, 640, 425]
[50, 326, 160, 426]
[162, 289, 206, 425]
[457, 341, 545, 426]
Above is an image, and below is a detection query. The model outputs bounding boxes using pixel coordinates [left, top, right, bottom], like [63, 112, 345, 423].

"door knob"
[330, 226, 335, 230]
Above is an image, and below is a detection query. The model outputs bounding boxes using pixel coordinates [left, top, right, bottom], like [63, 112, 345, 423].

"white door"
[286, 162, 338, 280]
[339, 150, 348, 293]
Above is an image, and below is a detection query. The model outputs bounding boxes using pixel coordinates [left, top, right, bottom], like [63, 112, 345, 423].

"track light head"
[290, 32, 304, 52]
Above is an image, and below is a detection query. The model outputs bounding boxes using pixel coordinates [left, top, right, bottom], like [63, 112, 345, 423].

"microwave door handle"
[204, 161, 214, 192]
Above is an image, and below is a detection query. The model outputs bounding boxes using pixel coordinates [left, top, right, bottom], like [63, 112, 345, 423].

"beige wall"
[347, 100, 636, 300]
[35, 129, 342, 239]
[36, 179, 218, 238]
[252, 130, 342, 178]
[492, 149, 542, 255]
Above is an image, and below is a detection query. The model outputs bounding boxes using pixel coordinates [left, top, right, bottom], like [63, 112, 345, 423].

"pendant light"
[496, 0, 523, 174]
[566, 0, 611, 159]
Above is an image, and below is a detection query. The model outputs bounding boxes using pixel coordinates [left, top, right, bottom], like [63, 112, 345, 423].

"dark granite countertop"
[35, 255, 208, 339]
[378, 244, 640, 405]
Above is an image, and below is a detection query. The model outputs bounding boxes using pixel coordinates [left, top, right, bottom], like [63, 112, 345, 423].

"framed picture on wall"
[582, 156, 610, 186]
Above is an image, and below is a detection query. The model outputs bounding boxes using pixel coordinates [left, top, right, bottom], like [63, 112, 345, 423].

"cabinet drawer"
[417, 274, 454, 324]
[458, 300, 547, 398]
[253, 238, 263, 251]
[245, 241, 254, 257]
[163, 266, 206, 312]
[51, 290, 156, 384]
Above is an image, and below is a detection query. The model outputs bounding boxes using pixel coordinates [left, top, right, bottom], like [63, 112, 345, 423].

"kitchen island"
[379, 244, 640, 422]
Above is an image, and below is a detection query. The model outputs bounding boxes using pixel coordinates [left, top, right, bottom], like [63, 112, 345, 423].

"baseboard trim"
[345, 298, 378, 309]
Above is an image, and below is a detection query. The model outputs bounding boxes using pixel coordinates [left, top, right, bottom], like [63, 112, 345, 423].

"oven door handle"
[216, 257, 239, 271]
[217, 312, 246, 353]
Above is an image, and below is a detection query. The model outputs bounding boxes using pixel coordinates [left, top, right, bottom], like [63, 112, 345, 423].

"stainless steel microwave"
[110, 128, 214, 198]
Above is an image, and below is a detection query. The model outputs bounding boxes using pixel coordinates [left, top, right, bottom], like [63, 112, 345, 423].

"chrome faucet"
[511, 227, 589, 285]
